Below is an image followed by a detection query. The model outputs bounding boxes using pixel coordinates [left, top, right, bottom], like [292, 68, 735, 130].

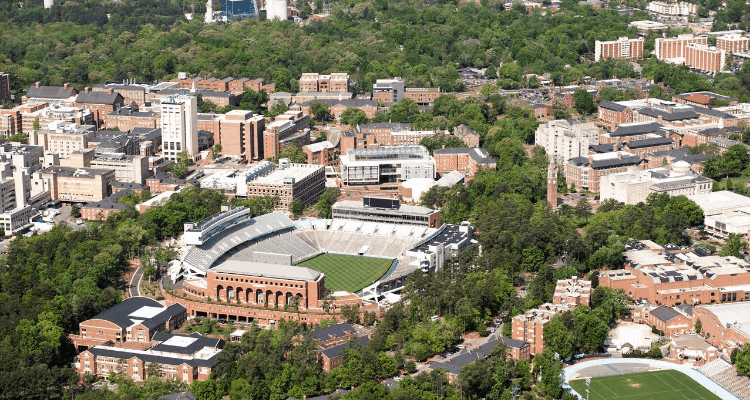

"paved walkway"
[129, 267, 142, 297]
[563, 358, 740, 400]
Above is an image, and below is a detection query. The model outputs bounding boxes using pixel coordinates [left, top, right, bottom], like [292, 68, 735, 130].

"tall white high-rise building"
[266, 0, 287, 21]
[535, 119, 600, 164]
[161, 95, 198, 160]
[204, 0, 214, 23]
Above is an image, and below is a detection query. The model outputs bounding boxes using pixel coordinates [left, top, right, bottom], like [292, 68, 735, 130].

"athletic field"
[295, 253, 393, 293]
[569, 370, 722, 400]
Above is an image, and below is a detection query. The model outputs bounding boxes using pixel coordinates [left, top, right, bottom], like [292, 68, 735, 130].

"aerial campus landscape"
[6, 0, 750, 399]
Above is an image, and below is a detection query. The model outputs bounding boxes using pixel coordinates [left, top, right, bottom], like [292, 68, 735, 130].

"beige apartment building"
[298, 73, 350, 93]
[716, 34, 750, 54]
[246, 163, 325, 210]
[685, 43, 726, 73]
[594, 37, 644, 61]
[42, 166, 114, 202]
[654, 34, 707, 60]
[31, 122, 96, 158]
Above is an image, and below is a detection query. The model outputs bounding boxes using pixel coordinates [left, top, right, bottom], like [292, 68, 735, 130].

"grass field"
[569, 370, 722, 400]
[295, 253, 393, 293]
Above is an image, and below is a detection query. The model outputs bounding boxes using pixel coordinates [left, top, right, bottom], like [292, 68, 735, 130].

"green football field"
[569, 370, 722, 400]
[295, 253, 393, 293]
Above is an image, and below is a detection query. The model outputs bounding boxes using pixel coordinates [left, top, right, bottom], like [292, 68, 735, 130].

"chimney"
[613, 142, 617, 151]
[84, 87, 90, 94]
[617, 152, 623, 159]
[35, 82, 40, 89]
[108, 88, 114, 95]
[63, 83, 69, 90]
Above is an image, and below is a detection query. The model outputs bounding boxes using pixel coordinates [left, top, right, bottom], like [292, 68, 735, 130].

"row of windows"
[218, 275, 303, 288]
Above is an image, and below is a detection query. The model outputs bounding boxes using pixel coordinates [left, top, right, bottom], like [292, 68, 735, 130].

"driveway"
[129, 267, 142, 297]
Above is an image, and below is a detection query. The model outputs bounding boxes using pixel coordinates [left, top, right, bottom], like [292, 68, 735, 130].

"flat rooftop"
[701, 302, 750, 335]
[688, 190, 750, 215]
[211, 259, 321, 282]
[253, 164, 323, 184]
[333, 200, 436, 216]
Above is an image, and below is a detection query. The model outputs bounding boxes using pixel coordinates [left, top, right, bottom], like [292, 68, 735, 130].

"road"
[129, 267, 142, 297]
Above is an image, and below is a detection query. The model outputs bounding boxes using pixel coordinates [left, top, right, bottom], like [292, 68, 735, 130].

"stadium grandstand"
[172, 205, 474, 305]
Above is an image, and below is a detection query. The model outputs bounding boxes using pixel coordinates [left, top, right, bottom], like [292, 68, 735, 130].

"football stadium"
[565, 359, 738, 400]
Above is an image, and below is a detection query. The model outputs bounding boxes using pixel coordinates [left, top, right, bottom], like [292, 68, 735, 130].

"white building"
[339, 146, 435, 186]
[534, 119, 600, 164]
[688, 191, 750, 237]
[600, 161, 713, 205]
[160, 95, 198, 160]
[266, 0, 288, 20]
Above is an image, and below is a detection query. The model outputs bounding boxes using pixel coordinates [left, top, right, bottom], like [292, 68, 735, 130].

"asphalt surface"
[129, 267, 142, 297]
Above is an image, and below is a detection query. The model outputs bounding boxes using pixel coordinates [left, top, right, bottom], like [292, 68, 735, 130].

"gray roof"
[87, 297, 182, 330]
[611, 122, 663, 137]
[676, 304, 693, 317]
[319, 337, 369, 359]
[27, 84, 76, 99]
[212, 260, 321, 282]
[433, 147, 496, 165]
[691, 106, 736, 120]
[498, 336, 529, 349]
[111, 181, 150, 191]
[674, 91, 737, 103]
[313, 322, 356, 341]
[591, 156, 642, 169]
[590, 143, 620, 153]
[76, 91, 123, 105]
[358, 122, 412, 131]
[87, 344, 217, 368]
[301, 98, 377, 107]
[649, 148, 708, 164]
[624, 137, 674, 149]
[651, 305, 682, 322]
[150, 332, 224, 355]
[598, 100, 628, 112]
[639, 107, 698, 121]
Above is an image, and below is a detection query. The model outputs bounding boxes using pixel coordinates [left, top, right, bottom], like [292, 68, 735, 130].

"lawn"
[295, 253, 393, 293]
[569, 370, 722, 400]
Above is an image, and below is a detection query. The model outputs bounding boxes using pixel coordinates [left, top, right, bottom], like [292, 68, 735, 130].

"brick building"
[600, 242, 750, 307]
[565, 151, 646, 192]
[104, 106, 159, 131]
[69, 297, 187, 351]
[511, 303, 575, 355]
[594, 37, 644, 61]
[654, 34, 707, 60]
[214, 110, 266, 160]
[453, 124, 481, 147]
[246, 162, 325, 210]
[404, 87, 441, 105]
[599, 121, 663, 144]
[263, 110, 310, 160]
[298, 73, 350, 93]
[685, 43, 726, 73]
[716, 34, 750, 54]
[433, 147, 496, 179]
[298, 98, 379, 121]
[552, 276, 592, 306]
[93, 84, 147, 106]
[74, 88, 124, 127]
[24, 82, 77, 104]
[631, 304, 693, 336]
[76, 332, 221, 383]
[669, 335, 719, 366]
[302, 140, 337, 167]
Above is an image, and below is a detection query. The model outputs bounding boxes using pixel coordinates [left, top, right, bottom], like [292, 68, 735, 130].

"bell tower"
[547, 163, 558, 207]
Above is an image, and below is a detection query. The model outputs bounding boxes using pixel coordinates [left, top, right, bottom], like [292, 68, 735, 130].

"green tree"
[315, 187, 340, 219]
[33, 116, 40, 130]
[341, 107, 369, 126]
[290, 198, 304, 219]
[268, 101, 290, 118]
[573, 89, 595, 116]
[309, 101, 331, 122]
[192, 378, 222, 400]
[387, 99, 420, 123]
[543, 314, 574, 359]
[6, 133, 28, 143]
[211, 143, 222, 160]
[695, 319, 702, 333]
[735, 344, 750, 375]
[168, 151, 191, 179]
[551, 99, 570, 119]
[720, 233, 747, 257]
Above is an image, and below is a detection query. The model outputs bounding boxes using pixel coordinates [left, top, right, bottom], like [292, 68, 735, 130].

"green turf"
[569, 370, 722, 400]
[295, 253, 393, 293]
